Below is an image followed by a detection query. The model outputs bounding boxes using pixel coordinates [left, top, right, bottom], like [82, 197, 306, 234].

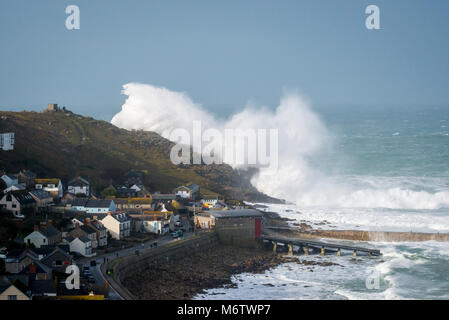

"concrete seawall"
[103, 231, 220, 300]
[279, 229, 449, 242]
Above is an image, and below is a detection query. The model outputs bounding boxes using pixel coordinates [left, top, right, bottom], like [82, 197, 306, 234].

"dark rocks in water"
[297, 260, 343, 267]
[122, 245, 294, 300]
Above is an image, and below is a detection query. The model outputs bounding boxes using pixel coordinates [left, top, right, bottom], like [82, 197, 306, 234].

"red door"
[255, 218, 262, 238]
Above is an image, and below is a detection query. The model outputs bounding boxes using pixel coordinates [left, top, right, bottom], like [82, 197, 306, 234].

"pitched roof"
[38, 225, 61, 238]
[210, 209, 263, 219]
[40, 246, 71, 263]
[6, 249, 26, 259]
[7, 191, 36, 205]
[103, 213, 130, 223]
[78, 236, 91, 243]
[89, 220, 106, 231]
[68, 176, 90, 187]
[79, 225, 97, 235]
[152, 194, 176, 200]
[29, 189, 52, 200]
[85, 199, 113, 208]
[3, 174, 18, 180]
[187, 184, 200, 192]
[0, 280, 29, 297]
[19, 170, 37, 178]
[69, 198, 89, 207]
[35, 178, 60, 185]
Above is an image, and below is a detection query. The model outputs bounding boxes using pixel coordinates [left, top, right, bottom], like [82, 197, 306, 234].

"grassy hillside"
[0, 109, 280, 202]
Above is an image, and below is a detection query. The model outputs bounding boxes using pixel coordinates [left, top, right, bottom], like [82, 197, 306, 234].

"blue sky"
[1, 0, 448, 120]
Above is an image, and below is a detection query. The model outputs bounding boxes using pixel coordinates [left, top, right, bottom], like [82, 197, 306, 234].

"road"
[77, 221, 193, 300]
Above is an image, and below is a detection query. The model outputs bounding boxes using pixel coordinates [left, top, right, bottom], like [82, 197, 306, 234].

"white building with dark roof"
[0, 191, 36, 217]
[24, 225, 62, 248]
[66, 236, 94, 257]
[67, 176, 90, 196]
[174, 184, 200, 200]
[100, 212, 131, 240]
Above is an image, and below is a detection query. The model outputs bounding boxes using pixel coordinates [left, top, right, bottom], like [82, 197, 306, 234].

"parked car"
[83, 266, 91, 275]
[13, 212, 25, 219]
[171, 230, 183, 238]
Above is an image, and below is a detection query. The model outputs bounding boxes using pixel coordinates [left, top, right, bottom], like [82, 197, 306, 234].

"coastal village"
[1, 104, 388, 301]
[0, 104, 268, 300]
[0, 168, 267, 300]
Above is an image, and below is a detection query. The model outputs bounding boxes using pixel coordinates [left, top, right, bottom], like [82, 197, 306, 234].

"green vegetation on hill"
[0, 110, 280, 202]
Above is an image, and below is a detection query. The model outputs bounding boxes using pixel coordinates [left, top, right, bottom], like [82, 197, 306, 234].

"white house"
[139, 219, 170, 235]
[0, 132, 14, 151]
[100, 212, 130, 240]
[67, 176, 90, 196]
[174, 184, 200, 200]
[0, 191, 36, 217]
[1, 174, 18, 189]
[24, 225, 62, 248]
[66, 236, 94, 257]
[70, 199, 116, 214]
[34, 179, 63, 199]
[3, 184, 26, 194]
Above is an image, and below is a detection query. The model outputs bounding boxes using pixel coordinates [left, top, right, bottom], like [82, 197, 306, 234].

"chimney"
[75, 222, 80, 228]
[34, 225, 39, 231]
[85, 218, 91, 225]
[107, 211, 111, 216]
[48, 219, 52, 226]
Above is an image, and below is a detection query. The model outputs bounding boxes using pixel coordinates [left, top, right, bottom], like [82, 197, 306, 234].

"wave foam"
[111, 83, 449, 211]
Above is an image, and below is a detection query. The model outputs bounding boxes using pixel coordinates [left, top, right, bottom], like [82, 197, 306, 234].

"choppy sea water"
[196, 106, 449, 300]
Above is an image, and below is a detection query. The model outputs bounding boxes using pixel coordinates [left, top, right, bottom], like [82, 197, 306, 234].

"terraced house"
[28, 190, 53, 212]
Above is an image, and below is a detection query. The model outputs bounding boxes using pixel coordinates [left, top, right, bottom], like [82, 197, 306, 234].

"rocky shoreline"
[121, 245, 297, 300]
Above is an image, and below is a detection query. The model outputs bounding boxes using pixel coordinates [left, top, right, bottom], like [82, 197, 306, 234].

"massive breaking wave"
[111, 83, 449, 210]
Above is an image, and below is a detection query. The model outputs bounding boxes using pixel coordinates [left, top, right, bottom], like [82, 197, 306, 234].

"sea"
[195, 105, 449, 300]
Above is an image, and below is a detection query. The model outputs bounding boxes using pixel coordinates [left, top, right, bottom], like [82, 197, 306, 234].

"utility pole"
[193, 203, 196, 234]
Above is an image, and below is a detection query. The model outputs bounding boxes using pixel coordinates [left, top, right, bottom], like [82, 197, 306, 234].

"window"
[12, 204, 17, 208]
[8, 295, 17, 300]
[54, 260, 62, 267]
